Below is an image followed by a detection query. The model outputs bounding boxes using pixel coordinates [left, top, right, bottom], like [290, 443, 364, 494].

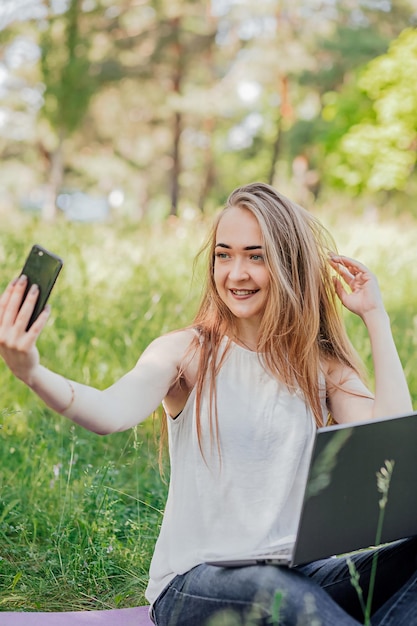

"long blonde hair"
[189, 182, 366, 453]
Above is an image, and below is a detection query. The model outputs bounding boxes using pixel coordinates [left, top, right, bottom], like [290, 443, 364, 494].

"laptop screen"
[292, 411, 417, 566]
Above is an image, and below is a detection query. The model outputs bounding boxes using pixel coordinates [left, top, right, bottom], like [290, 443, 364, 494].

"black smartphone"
[20, 244, 64, 329]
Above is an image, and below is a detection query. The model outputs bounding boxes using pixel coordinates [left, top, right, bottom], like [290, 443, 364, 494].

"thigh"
[299, 537, 417, 621]
[151, 563, 361, 626]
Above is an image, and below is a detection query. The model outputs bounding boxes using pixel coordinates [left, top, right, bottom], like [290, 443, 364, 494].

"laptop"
[206, 410, 417, 568]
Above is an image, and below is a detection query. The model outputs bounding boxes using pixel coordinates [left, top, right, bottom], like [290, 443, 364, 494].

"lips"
[230, 289, 259, 296]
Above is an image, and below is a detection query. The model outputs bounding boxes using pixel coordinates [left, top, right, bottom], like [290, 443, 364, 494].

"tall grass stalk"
[347, 459, 395, 626]
[364, 460, 395, 624]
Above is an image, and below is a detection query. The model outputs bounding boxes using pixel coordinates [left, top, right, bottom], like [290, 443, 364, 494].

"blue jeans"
[151, 537, 417, 625]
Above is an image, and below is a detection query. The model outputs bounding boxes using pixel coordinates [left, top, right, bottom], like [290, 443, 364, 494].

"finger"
[14, 283, 41, 331]
[1, 274, 32, 327]
[0, 277, 19, 325]
[18, 305, 51, 352]
[332, 276, 348, 303]
[329, 258, 369, 288]
[330, 260, 356, 285]
[28, 304, 51, 337]
[330, 255, 368, 275]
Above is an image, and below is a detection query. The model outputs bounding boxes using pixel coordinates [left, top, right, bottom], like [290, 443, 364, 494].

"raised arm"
[326, 255, 412, 423]
[0, 275, 192, 434]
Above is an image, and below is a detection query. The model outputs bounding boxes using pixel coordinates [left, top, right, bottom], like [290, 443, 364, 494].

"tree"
[39, 0, 99, 219]
[80, 0, 221, 217]
[328, 28, 417, 193]
[2, 0, 417, 219]
[281, 0, 417, 198]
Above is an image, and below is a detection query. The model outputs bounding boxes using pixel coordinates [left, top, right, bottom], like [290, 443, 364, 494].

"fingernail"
[18, 274, 27, 284]
[30, 284, 39, 293]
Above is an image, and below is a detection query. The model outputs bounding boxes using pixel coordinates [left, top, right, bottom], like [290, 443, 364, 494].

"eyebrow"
[215, 243, 263, 251]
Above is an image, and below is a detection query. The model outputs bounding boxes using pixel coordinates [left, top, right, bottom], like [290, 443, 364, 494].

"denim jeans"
[151, 537, 417, 625]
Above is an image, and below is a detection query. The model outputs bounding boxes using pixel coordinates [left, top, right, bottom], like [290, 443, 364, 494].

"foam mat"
[0, 606, 152, 625]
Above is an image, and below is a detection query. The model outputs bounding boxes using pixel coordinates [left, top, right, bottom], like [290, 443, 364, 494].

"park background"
[1, 0, 417, 614]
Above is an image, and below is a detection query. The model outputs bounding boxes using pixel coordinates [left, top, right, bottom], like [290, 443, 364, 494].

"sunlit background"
[1, 0, 417, 222]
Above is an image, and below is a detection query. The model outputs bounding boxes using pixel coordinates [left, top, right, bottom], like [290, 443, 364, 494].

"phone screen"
[20, 244, 63, 329]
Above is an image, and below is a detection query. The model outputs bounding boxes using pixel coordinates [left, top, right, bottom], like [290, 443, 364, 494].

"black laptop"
[207, 411, 417, 568]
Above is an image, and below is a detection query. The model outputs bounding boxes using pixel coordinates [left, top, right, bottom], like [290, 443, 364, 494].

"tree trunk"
[169, 18, 183, 217]
[268, 113, 282, 186]
[170, 110, 182, 217]
[42, 131, 64, 222]
[198, 117, 216, 212]
[268, 75, 293, 185]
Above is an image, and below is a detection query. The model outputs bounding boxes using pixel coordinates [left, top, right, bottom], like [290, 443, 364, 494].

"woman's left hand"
[329, 255, 385, 320]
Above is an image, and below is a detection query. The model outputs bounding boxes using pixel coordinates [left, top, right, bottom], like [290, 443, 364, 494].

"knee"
[240, 566, 322, 624]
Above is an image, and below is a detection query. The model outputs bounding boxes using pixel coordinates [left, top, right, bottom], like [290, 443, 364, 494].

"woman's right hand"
[0, 275, 50, 385]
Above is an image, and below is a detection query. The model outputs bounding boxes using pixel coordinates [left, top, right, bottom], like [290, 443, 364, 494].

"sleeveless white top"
[145, 339, 327, 605]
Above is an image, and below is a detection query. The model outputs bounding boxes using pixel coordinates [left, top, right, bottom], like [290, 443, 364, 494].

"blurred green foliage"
[333, 28, 417, 193]
[1, 1, 417, 219]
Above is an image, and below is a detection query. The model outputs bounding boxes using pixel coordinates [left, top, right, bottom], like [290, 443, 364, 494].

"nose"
[228, 258, 249, 281]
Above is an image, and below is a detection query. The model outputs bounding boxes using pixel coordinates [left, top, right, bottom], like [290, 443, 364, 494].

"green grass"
[0, 207, 416, 612]
[0, 214, 205, 611]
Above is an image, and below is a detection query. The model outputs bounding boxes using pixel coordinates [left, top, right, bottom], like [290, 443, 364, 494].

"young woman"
[0, 183, 416, 625]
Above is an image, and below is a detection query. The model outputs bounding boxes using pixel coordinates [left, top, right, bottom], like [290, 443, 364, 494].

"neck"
[233, 335, 258, 351]
[232, 324, 259, 352]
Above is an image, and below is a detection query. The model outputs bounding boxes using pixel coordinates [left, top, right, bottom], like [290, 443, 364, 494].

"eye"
[215, 252, 229, 260]
[250, 254, 264, 262]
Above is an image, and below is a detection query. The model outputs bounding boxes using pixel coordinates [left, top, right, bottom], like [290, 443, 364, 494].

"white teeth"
[231, 289, 256, 295]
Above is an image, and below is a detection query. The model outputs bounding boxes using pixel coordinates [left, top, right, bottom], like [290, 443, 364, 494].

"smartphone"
[20, 244, 64, 329]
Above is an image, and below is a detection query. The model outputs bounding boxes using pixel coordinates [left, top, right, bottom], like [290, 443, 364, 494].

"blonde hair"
[189, 182, 366, 454]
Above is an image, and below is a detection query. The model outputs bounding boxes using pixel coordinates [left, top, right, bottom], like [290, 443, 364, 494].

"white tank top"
[145, 339, 327, 605]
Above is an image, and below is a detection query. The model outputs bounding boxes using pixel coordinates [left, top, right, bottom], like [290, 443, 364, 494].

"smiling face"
[214, 206, 270, 336]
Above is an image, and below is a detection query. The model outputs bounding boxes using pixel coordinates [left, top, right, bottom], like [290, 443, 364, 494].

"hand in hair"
[329, 255, 385, 321]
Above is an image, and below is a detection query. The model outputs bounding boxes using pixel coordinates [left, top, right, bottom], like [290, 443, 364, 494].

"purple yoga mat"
[0, 606, 152, 626]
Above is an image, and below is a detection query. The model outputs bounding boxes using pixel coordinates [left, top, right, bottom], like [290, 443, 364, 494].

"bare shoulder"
[322, 356, 364, 387]
[136, 327, 199, 373]
[138, 328, 200, 417]
[145, 327, 198, 355]
[322, 356, 374, 424]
